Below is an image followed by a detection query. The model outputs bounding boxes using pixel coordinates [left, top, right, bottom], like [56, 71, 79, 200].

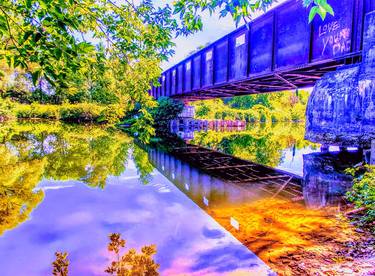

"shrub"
[15, 103, 59, 119]
[243, 111, 258, 122]
[346, 165, 375, 226]
[98, 104, 125, 124]
[271, 114, 278, 122]
[0, 98, 15, 120]
[12, 102, 124, 124]
[59, 103, 103, 122]
[195, 105, 209, 117]
[33, 104, 60, 119]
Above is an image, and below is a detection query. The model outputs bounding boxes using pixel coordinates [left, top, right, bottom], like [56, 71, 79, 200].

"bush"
[0, 99, 15, 120]
[10, 102, 124, 124]
[346, 165, 375, 226]
[196, 105, 209, 117]
[59, 103, 103, 122]
[243, 111, 258, 122]
[98, 104, 125, 124]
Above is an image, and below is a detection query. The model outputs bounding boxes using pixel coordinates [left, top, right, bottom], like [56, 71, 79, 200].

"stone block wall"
[305, 11, 375, 148]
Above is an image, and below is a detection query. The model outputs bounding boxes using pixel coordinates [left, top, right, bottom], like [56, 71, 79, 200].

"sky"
[161, 10, 237, 70]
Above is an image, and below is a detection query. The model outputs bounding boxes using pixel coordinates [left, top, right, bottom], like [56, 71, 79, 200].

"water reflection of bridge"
[147, 144, 363, 209]
[146, 143, 364, 274]
[148, 145, 304, 206]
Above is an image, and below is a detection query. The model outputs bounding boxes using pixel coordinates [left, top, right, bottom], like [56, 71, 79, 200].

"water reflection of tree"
[0, 144, 45, 236]
[44, 132, 131, 188]
[191, 123, 317, 167]
[52, 233, 159, 276]
[132, 145, 154, 185]
[0, 122, 153, 235]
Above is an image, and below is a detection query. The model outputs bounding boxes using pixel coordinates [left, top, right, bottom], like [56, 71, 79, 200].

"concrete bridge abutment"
[305, 11, 375, 149]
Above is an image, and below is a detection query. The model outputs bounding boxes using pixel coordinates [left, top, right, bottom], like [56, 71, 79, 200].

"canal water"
[0, 121, 361, 275]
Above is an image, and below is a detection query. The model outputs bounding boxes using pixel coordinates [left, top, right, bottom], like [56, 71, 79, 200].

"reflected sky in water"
[0, 168, 270, 275]
[0, 122, 272, 276]
[0, 121, 362, 275]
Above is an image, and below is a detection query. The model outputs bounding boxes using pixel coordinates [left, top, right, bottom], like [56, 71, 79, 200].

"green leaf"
[54, 48, 62, 59]
[308, 6, 319, 23]
[20, 30, 34, 45]
[317, 6, 327, 20]
[31, 70, 41, 85]
[77, 42, 95, 53]
[303, 0, 314, 7]
[25, 0, 32, 8]
[321, 2, 334, 16]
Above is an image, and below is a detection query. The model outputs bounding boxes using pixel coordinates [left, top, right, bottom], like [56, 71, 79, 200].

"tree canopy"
[174, 0, 333, 27]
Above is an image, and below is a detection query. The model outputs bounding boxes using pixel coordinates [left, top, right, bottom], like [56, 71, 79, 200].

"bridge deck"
[151, 0, 374, 100]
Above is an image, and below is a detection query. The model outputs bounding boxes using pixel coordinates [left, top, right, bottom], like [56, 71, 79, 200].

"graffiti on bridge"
[318, 20, 351, 56]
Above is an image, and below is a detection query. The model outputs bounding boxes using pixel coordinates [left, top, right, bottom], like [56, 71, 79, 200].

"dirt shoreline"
[271, 227, 374, 275]
[208, 199, 375, 275]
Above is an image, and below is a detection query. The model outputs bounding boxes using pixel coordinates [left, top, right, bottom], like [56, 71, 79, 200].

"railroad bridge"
[151, 0, 373, 100]
[150, 0, 375, 147]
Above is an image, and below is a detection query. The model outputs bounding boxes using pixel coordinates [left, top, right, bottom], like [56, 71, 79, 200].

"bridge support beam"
[305, 11, 375, 148]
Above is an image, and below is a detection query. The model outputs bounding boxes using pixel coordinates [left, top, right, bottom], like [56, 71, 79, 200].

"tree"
[173, 0, 334, 28]
[0, 0, 181, 85]
[0, 1, 333, 141]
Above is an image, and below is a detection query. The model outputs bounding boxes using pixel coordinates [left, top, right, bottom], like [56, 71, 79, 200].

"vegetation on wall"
[192, 90, 310, 123]
[346, 165, 375, 228]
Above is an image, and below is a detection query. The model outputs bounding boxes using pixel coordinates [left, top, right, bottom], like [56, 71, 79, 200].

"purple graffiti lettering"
[319, 21, 340, 37]
[320, 27, 351, 56]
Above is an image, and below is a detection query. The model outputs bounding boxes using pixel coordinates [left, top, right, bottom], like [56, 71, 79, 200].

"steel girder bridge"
[150, 0, 375, 101]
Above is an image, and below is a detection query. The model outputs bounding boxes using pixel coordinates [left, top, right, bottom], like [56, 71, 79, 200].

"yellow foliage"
[0, 99, 126, 125]
[191, 122, 317, 167]
[192, 90, 311, 122]
[0, 144, 46, 236]
[0, 121, 133, 235]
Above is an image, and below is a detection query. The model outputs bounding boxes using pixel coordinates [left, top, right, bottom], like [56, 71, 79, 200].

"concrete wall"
[305, 11, 375, 148]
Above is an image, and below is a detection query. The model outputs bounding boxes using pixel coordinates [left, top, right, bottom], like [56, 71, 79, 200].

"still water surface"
[0, 122, 359, 275]
[173, 122, 320, 176]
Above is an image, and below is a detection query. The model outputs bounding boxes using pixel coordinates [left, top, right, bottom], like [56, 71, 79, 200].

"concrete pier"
[305, 11, 375, 148]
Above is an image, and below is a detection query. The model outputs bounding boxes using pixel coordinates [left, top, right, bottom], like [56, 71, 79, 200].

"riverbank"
[0, 99, 125, 124]
[273, 208, 375, 275]
[208, 197, 374, 275]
